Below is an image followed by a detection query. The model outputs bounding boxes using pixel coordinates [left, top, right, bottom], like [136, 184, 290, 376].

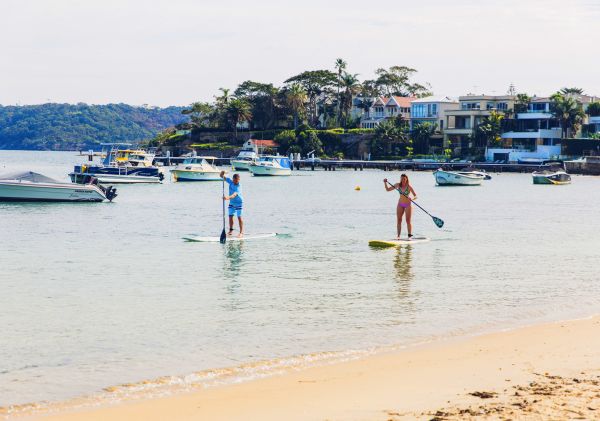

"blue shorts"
[228, 204, 243, 217]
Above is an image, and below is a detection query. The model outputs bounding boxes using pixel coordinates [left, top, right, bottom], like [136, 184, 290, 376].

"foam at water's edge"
[3, 312, 599, 419]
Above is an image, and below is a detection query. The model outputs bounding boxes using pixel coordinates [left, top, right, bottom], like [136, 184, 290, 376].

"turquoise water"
[1, 151, 599, 407]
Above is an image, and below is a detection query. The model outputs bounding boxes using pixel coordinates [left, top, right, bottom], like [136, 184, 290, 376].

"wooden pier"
[290, 159, 563, 173]
[153, 156, 565, 174]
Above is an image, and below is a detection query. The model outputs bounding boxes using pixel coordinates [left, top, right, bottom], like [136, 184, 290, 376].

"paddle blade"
[219, 228, 227, 244]
[432, 216, 444, 228]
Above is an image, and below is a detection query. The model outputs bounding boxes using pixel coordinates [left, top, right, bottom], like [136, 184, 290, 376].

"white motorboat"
[249, 156, 292, 176]
[433, 169, 485, 186]
[532, 170, 571, 185]
[69, 143, 164, 184]
[231, 147, 259, 171]
[170, 157, 222, 182]
[0, 171, 116, 202]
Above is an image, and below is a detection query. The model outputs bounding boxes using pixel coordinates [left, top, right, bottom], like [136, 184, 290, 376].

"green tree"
[550, 92, 586, 138]
[374, 66, 429, 97]
[334, 58, 347, 125]
[274, 130, 299, 154]
[284, 70, 337, 126]
[234, 81, 279, 130]
[339, 72, 362, 127]
[514, 93, 531, 114]
[225, 98, 252, 139]
[285, 84, 308, 129]
[181, 102, 216, 128]
[370, 118, 408, 157]
[411, 122, 436, 154]
[560, 87, 584, 95]
[586, 101, 600, 117]
[475, 110, 504, 148]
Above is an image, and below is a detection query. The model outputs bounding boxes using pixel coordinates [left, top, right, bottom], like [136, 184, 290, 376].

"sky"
[1, 0, 599, 107]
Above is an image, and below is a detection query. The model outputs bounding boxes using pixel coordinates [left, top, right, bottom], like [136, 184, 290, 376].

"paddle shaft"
[220, 177, 226, 243]
[386, 181, 435, 219]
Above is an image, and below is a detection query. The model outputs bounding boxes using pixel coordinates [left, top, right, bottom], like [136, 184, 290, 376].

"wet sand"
[11, 316, 600, 420]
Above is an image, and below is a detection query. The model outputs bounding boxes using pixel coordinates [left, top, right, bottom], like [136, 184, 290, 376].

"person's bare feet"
[237, 232, 244, 238]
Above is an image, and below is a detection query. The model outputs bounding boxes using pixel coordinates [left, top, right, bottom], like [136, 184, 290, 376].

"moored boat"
[231, 141, 259, 171]
[532, 170, 571, 185]
[170, 157, 222, 182]
[69, 143, 164, 184]
[249, 156, 292, 176]
[433, 169, 485, 186]
[0, 171, 116, 202]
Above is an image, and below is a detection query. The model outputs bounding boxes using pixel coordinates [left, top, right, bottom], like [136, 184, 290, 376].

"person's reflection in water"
[224, 241, 244, 294]
[393, 245, 414, 298]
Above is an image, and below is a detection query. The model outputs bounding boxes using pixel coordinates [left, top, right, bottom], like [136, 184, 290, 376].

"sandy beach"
[11, 315, 598, 421]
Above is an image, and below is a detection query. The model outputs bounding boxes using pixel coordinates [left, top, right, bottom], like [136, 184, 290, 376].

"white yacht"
[0, 171, 116, 202]
[231, 139, 262, 171]
[170, 157, 222, 181]
[433, 169, 486, 186]
[249, 156, 292, 176]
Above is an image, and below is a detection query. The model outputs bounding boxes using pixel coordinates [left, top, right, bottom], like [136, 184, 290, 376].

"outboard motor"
[105, 186, 118, 202]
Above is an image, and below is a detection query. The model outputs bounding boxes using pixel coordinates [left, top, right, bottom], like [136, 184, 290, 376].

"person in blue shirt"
[220, 171, 244, 237]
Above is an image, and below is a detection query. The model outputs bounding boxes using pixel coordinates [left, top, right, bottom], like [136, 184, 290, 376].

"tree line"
[178, 60, 431, 134]
[0, 103, 187, 150]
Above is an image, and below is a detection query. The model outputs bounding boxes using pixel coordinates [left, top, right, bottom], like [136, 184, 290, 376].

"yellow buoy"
[355, 186, 361, 191]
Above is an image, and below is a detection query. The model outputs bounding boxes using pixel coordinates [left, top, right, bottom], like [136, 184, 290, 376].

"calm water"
[1, 151, 599, 408]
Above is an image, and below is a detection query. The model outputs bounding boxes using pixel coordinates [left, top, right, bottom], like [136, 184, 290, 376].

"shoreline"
[8, 314, 600, 420]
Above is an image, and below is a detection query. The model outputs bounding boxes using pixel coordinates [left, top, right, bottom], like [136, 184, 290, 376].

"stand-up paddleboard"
[183, 233, 278, 242]
[369, 237, 430, 248]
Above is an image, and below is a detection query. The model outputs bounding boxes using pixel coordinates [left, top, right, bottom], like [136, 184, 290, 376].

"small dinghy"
[532, 170, 571, 185]
[433, 169, 485, 186]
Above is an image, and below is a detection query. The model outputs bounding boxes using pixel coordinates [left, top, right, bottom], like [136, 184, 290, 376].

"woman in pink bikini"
[384, 174, 418, 239]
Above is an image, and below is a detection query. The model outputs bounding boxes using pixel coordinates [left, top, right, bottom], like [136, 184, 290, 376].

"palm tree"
[339, 72, 362, 127]
[286, 84, 307, 129]
[550, 92, 586, 138]
[225, 98, 252, 139]
[334, 58, 347, 126]
[560, 87, 584, 96]
[411, 122, 436, 154]
[215, 88, 231, 108]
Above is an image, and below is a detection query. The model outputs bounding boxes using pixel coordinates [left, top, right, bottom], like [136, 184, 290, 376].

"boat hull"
[170, 170, 221, 182]
[0, 181, 106, 202]
[433, 170, 484, 186]
[231, 160, 254, 171]
[70, 165, 163, 184]
[532, 172, 571, 185]
[249, 166, 292, 176]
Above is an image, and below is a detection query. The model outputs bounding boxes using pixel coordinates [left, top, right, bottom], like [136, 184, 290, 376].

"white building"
[357, 96, 415, 128]
[486, 98, 561, 162]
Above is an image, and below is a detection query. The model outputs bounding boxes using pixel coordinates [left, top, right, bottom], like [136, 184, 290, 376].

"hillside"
[0, 103, 187, 150]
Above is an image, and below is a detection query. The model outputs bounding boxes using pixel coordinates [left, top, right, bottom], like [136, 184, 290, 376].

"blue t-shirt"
[225, 178, 243, 206]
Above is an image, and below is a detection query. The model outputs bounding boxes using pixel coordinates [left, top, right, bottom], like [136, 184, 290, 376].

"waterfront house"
[358, 96, 415, 129]
[409, 96, 458, 151]
[443, 95, 516, 153]
[486, 97, 561, 162]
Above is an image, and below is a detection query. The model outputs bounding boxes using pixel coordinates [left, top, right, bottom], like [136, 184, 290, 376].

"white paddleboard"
[369, 237, 430, 248]
[183, 232, 278, 242]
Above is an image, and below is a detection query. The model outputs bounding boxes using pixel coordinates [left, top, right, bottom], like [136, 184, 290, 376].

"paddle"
[386, 181, 444, 228]
[219, 177, 227, 244]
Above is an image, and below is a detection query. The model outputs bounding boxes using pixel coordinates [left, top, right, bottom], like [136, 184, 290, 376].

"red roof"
[251, 139, 278, 148]
[388, 96, 417, 107]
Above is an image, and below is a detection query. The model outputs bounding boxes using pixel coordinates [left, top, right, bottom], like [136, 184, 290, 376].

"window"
[528, 103, 548, 112]
[430, 104, 437, 116]
[461, 102, 481, 110]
